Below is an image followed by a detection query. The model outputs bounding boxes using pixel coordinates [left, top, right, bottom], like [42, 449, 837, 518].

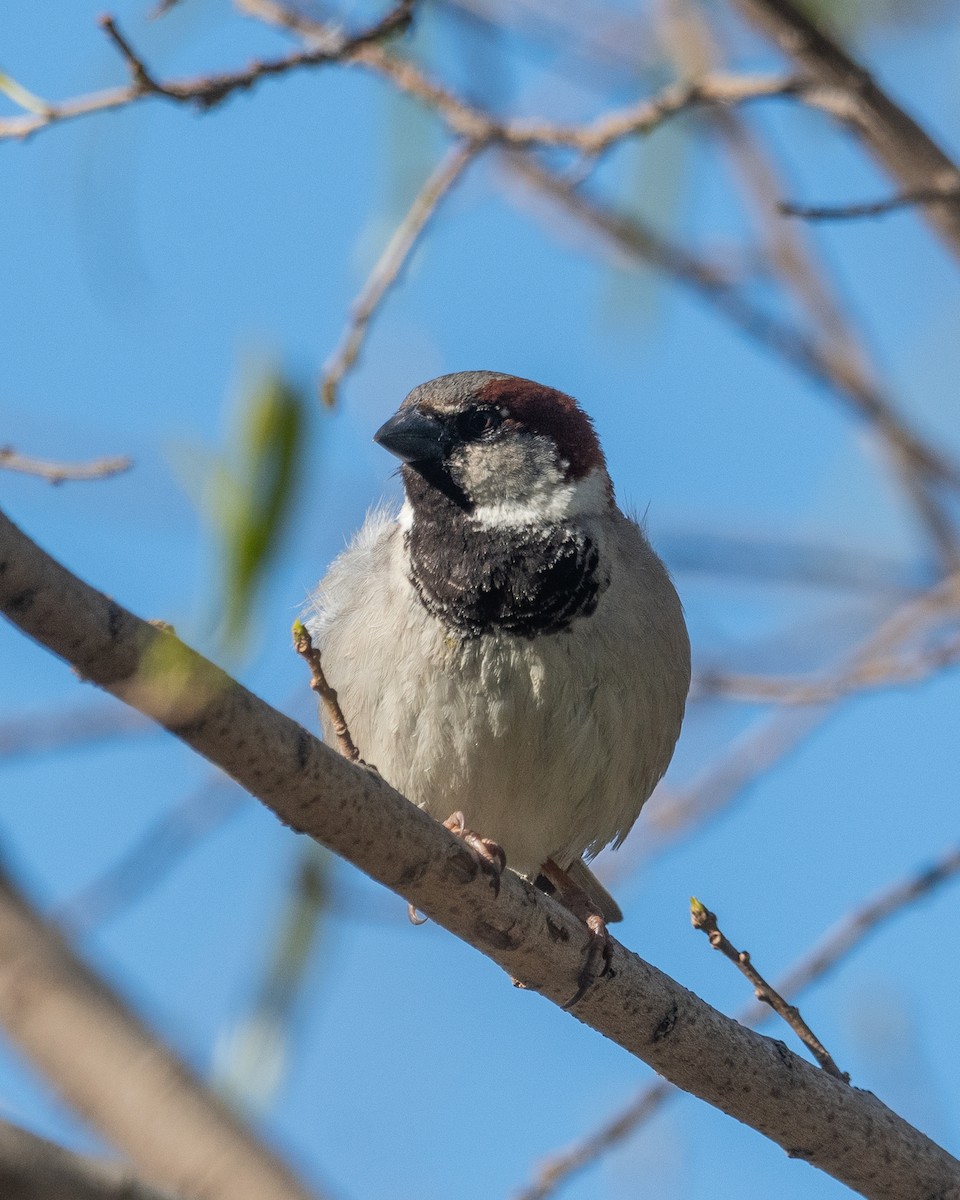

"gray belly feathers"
[307, 508, 689, 879]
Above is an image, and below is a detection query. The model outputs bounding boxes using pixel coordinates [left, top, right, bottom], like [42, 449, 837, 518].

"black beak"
[374, 408, 448, 464]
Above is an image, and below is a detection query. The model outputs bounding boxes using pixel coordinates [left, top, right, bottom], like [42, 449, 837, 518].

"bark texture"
[2, 506, 959, 1200]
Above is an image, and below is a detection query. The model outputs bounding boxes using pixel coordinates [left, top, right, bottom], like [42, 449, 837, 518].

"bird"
[306, 371, 689, 995]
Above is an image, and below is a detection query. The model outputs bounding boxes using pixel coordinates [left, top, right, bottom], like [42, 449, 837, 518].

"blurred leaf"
[213, 842, 331, 1113]
[213, 371, 308, 652]
[126, 625, 226, 723]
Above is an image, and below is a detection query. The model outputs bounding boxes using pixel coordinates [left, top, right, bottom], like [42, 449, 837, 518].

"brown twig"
[292, 619, 360, 762]
[0, 1, 416, 138]
[732, 0, 960, 263]
[780, 185, 960, 222]
[690, 897, 848, 1081]
[241, 1, 799, 151]
[695, 628, 960, 704]
[320, 138, 482, 405]
[0, 699, 151, 762]
[0, 446, 132, 484]
[518, 841, 960, 1200]
[99, 15, 167, 94]
[653, 2, 960, 572]
[0, 0, 797, 146]
[505, 154, 960, 496]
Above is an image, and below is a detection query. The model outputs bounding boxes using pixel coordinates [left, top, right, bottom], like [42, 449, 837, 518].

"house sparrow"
[306, 371, 689, 988]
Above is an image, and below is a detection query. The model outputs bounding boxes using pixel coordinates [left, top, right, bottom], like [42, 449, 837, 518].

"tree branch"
[0, 1117, 178, 1200]
[0, 448, 132, 485]
[690, 898, 847, 1080]
[779, 184, 960, 222]
[0, 857, 321, 1199]
[519, 840, 960, 1200]
[0, 700, 151, 763]
[503, 153, 960, 495]
[732, 0, 960, 262]
[319, 138, 482, 406]
[695, 629, 960, 704]
[2, 510, 960, 1200]
[0, 1, 416, 139]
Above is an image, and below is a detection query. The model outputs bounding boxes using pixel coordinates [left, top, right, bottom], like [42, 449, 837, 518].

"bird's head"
[374, 371, 613, 527]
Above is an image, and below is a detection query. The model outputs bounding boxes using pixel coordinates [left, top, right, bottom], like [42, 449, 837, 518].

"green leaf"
[216, 370, 307, 651]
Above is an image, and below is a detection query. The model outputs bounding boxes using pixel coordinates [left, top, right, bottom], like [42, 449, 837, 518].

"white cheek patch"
[469, 466, 611, 528]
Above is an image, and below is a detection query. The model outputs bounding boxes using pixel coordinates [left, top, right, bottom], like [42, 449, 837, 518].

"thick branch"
[0, 1118, 177, 1200]
[2, 507, 959, 1200]
[0, 862, 320, 1199]
[732, 0, 960, 261]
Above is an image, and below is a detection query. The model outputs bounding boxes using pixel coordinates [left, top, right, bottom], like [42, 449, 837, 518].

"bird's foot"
[564, 913, 612, 1009]
[541, 859, 615, 1008]
[407, 812, 505, 927]
[443, 811, 507, 895]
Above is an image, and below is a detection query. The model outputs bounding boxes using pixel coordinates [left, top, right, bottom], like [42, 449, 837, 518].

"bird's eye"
[455, 406, 502, 442]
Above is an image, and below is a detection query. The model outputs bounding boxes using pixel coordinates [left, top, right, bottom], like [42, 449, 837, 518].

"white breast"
[307, 507, 689, 877]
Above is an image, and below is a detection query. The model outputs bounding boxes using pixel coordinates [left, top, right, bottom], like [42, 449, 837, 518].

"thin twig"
[518, 842, 960, 1200]
[695, 628, 960, 704]
[0, 1, 416, 138]
[0, 700, 151, 761]
[99, 15, 167, 94]
[320, 138, 481, 405]
[241, 1, 799, 151]
[780, 185, 960, 221]
[732, 0, 960, 263]
[505, 153, 960, 494]
[690, 897, 848, 1080]
[0, 446, 132, 484]
[653, 2, 960, 572]
[0, 0, 796, 145]
[292, 619, 360, 762]
[634, 572, 960, 863]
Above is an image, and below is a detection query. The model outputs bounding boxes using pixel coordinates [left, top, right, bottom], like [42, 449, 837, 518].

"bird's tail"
[536, 858, 623, 924]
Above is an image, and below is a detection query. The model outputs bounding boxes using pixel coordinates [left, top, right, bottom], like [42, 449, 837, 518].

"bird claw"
[563, 913, 613, 1008]
[539, 859, 615, 1008]
[407, 902, 428, 925]
[443, 811, 506, 895]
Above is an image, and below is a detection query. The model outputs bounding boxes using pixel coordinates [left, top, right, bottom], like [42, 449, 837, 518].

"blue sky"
[2, 2, 960, 1198]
